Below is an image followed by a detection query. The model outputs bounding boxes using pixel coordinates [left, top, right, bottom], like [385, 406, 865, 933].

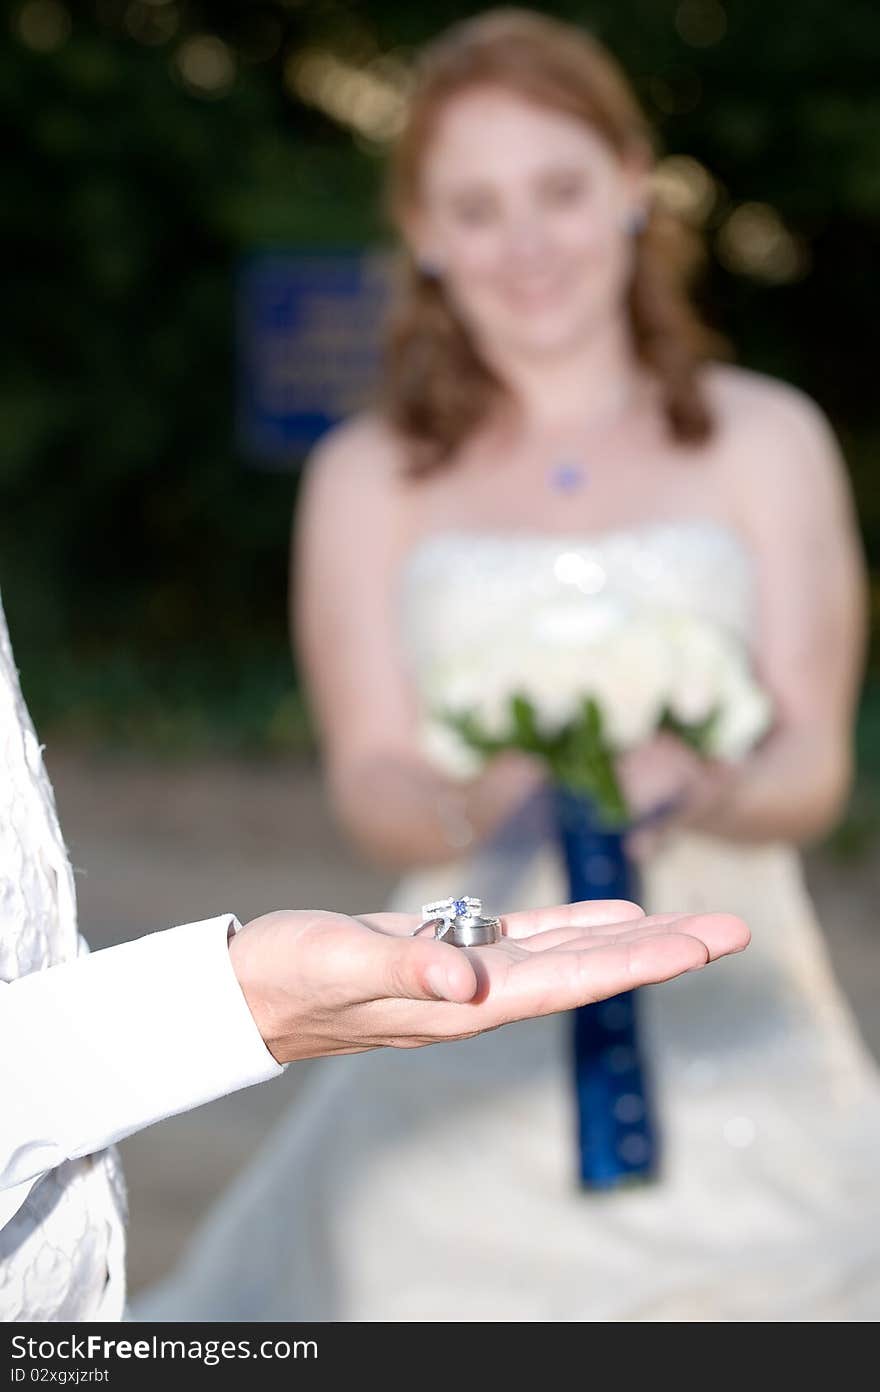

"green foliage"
[447, 693, 629, 826]
[14, 642, 315, 755]
[446, 689, 731, 828]
[559, 698, 627, 823]
[1, 1, 878, 749]
[448, 690, 704, 825]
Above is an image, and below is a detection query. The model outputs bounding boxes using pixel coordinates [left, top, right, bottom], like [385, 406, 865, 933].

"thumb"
[367, 936, 479, 1004]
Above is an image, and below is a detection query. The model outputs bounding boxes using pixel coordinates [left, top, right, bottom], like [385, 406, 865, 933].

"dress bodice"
[0, 593, 126, 1321]
[399, 519, 756, 688]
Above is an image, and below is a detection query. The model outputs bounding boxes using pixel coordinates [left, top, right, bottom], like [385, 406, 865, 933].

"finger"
[352, 933, 479, 1004]
[358, 902, 646, 944]
[665, 911, 750, 959]
[514, 912, 723, 954]
[356, 907, 747, 962]
[577, 909, 750, 959]
[501, 899, 644, 940]
[679, 763, 736, 820]
[558, 909, 707, 938]
[499, 932, 713, 1017]
[625, 828, 665, 861]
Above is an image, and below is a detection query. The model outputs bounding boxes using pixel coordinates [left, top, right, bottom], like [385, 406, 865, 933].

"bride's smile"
[410, 87, 646, 361]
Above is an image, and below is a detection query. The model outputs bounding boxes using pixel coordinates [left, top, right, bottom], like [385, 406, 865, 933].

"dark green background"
[2, 0, 878, 778]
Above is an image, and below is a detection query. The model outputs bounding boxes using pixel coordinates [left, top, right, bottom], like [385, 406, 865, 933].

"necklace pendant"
[549, 462, 588, 494]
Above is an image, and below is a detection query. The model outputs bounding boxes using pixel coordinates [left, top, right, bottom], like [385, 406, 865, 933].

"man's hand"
[228, 901, 749, 1064]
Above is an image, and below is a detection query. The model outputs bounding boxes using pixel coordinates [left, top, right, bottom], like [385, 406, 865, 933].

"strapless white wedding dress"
[133, 522, 880, 1322]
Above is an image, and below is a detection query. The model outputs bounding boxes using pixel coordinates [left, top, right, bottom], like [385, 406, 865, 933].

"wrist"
[227, 925, 284, 1063]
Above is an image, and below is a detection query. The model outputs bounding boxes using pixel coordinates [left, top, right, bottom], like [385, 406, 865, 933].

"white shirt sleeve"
[0, 914, 285, 1225]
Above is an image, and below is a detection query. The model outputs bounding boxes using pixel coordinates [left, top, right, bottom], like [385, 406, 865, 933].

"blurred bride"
[136, 10, 880, 1320]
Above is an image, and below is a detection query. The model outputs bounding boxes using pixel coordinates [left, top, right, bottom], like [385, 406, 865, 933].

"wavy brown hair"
[381, 8, 726, 473]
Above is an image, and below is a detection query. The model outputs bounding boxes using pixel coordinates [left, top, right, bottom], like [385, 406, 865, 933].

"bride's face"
[412, 86, 645, 361]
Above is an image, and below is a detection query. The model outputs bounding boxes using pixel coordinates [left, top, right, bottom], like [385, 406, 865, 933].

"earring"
[416, 254, 444, 279]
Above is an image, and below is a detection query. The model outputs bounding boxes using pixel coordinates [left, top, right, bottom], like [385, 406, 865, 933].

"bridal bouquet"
[416, 597, 772, 1189]
[421, 610, 772, 827]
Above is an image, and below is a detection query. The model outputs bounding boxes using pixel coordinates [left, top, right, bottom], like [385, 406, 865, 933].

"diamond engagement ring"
[414, 895, 503, 947]
[422, 895, 482, 921]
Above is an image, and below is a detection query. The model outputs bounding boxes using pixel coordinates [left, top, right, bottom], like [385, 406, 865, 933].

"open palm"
[229, 900, 749, 1064]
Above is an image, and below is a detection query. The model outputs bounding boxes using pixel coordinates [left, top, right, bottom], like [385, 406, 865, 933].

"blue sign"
[236, 249, 393, 466]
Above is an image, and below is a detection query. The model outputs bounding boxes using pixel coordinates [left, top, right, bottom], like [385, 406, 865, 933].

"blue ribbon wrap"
[552, 786, 660, 1189]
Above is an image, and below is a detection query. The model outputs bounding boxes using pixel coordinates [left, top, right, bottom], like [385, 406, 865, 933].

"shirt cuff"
[1, 915, 285, 1195]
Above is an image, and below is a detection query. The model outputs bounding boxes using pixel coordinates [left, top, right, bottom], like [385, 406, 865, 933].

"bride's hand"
[228, 901, 749, 1064]
[617, 732, 736, 859]
[466, 751, 547, 841]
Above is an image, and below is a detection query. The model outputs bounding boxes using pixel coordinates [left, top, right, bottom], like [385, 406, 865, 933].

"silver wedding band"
[437, 912, 503, 947]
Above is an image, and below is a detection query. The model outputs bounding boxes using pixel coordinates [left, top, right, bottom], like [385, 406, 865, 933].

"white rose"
[665, 617, 735, 725]
[433, 648, 534, 744]
[518, 649, 596, 735]
[420, 719, 484, 781]
[708, 677, 773, 760]
[471, 683, 517, 740]
[588, 621, 674, 749]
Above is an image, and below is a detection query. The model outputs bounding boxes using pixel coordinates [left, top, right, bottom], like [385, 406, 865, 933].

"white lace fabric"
[0, 595, 127, 1321]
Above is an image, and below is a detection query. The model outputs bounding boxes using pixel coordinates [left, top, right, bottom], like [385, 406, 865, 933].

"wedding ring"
[421, 895, 482, 921]
[412, 895, 502, 947]
[440, 912, 503, 947]
[412, 916, 447, 938]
